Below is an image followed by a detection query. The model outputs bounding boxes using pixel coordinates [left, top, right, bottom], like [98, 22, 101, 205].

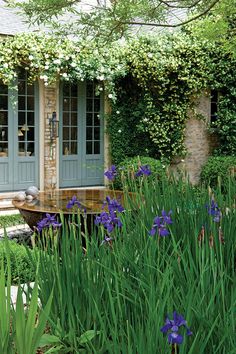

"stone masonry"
[171, 92, 218, 184]
[43, 83, 58, 190]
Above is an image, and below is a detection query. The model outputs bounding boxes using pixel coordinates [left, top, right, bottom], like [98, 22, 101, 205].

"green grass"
[0, 214, 25, 229]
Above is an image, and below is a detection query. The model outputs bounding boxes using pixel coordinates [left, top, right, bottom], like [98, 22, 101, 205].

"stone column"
[43, 83, 58, 190]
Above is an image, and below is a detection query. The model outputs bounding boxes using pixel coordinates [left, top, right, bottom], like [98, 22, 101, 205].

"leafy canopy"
[7, 0, 222, 41]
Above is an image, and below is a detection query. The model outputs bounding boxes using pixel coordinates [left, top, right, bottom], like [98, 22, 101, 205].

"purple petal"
[168, 332, 183, 345]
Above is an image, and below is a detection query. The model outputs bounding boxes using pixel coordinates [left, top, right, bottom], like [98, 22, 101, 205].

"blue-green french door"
[59, 81, 104, 187]
[0, 71, 39, 192]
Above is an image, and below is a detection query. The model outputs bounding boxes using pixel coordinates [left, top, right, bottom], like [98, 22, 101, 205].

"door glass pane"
[0, 95, 8, 110]
[18, 112, 26, 126]
[94, 127, 100, 140]
[0, 111, 8, 125]
[71, 128, 77, 140]
[71, 142, 77, 155]
[27, 96, 34, 110]
[63, 127, 70, 140]
[86, 141, 92, 155]
[27, 127, 34, 141]
[18, 71, 35, 158]
[71, 98, 77, 111]
[0, 84, 7, 95]
[94, 141, 100, 154]
[27, 142, 34, 156]
[86, 81, 101, 155]
[62, 83, 78, 156]
[18, 81, 25, 95]
[0, 82, 8, 157]
[63, 112, 70, 125]
[27, 112, 34, 125]
[18, 96, 25, 110]
[86, 127, 93, 140]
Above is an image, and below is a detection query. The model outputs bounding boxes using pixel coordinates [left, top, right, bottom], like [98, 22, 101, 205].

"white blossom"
[53, 59, 61, 65]
[29, 55, 34, 60]
[108, 94, 113, 99]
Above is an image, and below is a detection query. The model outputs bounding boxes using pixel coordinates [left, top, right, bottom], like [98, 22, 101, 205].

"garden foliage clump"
[28, 173, 236, 353]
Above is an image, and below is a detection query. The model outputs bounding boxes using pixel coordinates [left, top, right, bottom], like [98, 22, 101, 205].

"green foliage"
[0, 31, 235, 159]
[112, 155, 167, 190]
[0, 242, 35, 284]
[200, 156, 236, 187]
[11, 0, 222, 43]
[0, 214, 24, 228]
[33, 178, 235, 353]
[0, 238, 57, 354]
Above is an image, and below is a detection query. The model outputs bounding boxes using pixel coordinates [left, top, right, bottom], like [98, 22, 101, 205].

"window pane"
[94, 114, 100, 126]
[18, 96, 25, 110]
[0, 95, 8, 110]
[18, 81, 25, 95]
[63, 112, 70, 125]
[94, 99, 100, 112]
[63, 143, 70, 155]
[71, 113, 77, 126]
[86, 99, 93, 112]
[0, 111, 8, 125]
[27, 96, 34, 110]
[94, 141, 100, 154]
[27, 127, 35, 141]
[94, 127, 100, 140]
[27, 84, 34, 95]
[18, 112, 26, 126]
[18, 142, 26, 155]
[86, 113, 93, 126]
[63, 127, 70, 140]
[63, 83, 70, 97]
[71, 84, 77, 97]
[86, 127, 93, 140]
[0, 143, 8, 157]
[26, 142, 34, 156]
[27, 112, 34, 126]
[71, 128, 77, 140]
[0, 83, 7, 95]
[86, 82, 93, 97]
[71, 142, 77, 155]
[86, 141, 92, 154]
[63, 98, 70, 111]
[1, 127, 8, 141]
[71, 98, 77, 111]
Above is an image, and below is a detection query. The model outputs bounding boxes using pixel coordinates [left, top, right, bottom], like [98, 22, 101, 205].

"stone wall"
[171, 92, 218, 184]
[42, 83, 58, 190]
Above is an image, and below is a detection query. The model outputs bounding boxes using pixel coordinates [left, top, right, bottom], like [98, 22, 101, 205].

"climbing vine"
[0, 32, 235, 162]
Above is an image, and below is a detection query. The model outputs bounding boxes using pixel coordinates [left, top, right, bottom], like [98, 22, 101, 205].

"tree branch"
[121, 0, 221, 28]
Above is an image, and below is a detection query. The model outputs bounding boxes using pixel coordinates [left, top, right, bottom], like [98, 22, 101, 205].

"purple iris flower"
[206, 200, 221, 222]
[104, 165, 117, 181]
[37, 213, 61, 232]
[101, 236, 113, 246]
[135, 165, 151, 177]
[66, 196, 82, 209]
[161, 311, 192, 345]
[149, 210, 172, 237]
[103, 196, 125, 213]
[95, 210, 122, 233]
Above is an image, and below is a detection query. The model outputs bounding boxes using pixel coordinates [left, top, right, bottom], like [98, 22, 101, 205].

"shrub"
[200, 156, 236, 187]
[0, 214, 24, 228]
[0, 241, 35, 284]
[113, 156, 167, 190]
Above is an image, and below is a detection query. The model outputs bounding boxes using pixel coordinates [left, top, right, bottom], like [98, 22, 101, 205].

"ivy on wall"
[0, 32, 235, 162]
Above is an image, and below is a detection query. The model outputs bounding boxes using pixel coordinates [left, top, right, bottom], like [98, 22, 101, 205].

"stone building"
[0, 1, 216, 194]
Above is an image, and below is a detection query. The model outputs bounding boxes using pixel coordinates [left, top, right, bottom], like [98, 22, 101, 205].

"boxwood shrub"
[200, 156, 236, 187]
[113, 156, 167, 190]
[0, 241, 36, 284]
